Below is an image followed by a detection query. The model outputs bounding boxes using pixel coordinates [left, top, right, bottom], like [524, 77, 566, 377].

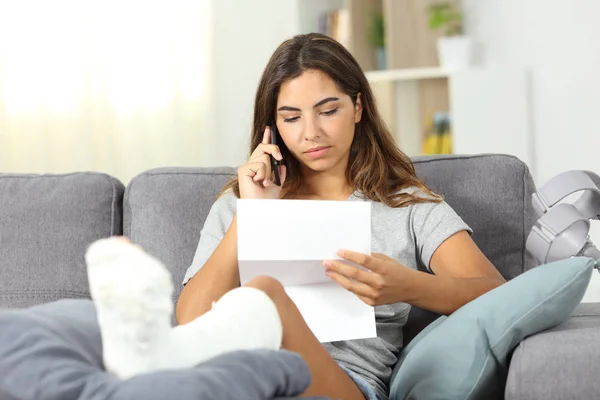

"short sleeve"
[182, 192, 237, 285]
[411, 199, 472, 273]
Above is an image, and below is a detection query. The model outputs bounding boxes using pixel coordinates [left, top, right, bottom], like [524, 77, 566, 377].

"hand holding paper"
[237, 198, 376, 343]
[324, 251, 411, 306]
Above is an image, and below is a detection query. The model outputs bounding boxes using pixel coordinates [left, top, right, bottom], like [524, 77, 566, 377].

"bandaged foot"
[85, 237, 283, 379]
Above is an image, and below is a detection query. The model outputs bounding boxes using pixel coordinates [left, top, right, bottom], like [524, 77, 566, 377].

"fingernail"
[337, 250, 345, 257]
[276, 152, 283, 160]
[263, 180, 270, 187]
[323, 260, 332, 267]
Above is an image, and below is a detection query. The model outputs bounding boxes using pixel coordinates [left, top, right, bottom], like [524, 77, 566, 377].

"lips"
[304, 146, 330, 154]
[304, 146, 331, 159]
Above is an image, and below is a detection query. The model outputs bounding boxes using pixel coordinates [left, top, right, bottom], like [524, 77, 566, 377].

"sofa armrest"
[506, 303, 600, 400]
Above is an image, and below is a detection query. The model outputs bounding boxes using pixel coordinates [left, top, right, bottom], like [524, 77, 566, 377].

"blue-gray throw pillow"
[399, 315, 447, 358]
[389, 256, 595, 400]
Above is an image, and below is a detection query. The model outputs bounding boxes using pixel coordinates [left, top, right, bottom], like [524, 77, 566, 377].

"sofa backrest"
[1, 153, 538, 345]
[0, 172, 124, 308]
[123, 166, 234, 304]
[412, 154, 538, 278]
[405, 154, 538, 343]
[124, 154, 538, 340]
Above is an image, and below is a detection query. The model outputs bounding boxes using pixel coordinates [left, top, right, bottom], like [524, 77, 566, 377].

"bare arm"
[175, 214, 239, 324]
[405, 230, 505, 315]
[176, 126, 285, 325]
[325, 231, 505, 315]
[405, 272, 504, 316]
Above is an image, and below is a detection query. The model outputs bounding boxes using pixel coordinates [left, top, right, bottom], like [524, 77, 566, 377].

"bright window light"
[0, 0, 209, 114]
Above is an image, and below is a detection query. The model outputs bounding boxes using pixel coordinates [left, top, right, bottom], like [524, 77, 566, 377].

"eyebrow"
[277, 96, 340, 112]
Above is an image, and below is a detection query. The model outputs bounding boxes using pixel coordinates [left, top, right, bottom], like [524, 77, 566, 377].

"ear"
[354, 93, 363, 123]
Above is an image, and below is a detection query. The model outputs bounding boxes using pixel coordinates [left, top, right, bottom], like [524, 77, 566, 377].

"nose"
[303, 118, 320, 141]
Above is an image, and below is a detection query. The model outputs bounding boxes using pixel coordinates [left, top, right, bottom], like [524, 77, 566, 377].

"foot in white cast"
[85, 237, 282, 379]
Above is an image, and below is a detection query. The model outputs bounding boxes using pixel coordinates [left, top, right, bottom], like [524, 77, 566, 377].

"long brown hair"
[221, 33, 441, 208]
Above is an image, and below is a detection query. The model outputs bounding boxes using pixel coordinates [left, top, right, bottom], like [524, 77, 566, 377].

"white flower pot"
[437, 36, 473, 71]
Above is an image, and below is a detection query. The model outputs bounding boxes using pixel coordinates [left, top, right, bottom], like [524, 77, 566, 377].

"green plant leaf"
[427, 1, 464, 36]
[367, 11, 385, 48]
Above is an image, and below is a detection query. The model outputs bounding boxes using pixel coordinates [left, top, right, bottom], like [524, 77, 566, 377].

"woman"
[176, 33, 505, 400]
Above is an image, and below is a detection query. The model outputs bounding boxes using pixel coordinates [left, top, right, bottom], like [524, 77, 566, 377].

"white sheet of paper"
[237, 199, 376, 343]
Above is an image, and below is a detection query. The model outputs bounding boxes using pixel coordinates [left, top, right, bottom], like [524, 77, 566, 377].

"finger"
[372, 253, 394, 261]
[247, 154, 281, 187]
[262, 126, 270, 144]
[250, 144, 283, 162]
[324, 260, 379, 287]
[238, 162, 260, 179]
[256, 154, 272, 185]
[336, 250, 379, 272]
[326, 269, 374, 298]
[357, 295, 376, 307]
[239, 162, 267, 182]
[253, 163, 268, 183]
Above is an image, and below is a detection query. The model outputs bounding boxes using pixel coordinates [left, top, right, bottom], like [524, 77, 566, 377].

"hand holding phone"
[237, 125, 285, 199]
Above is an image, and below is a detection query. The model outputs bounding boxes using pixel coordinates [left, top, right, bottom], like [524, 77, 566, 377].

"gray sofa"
[1, 153, 599, 399]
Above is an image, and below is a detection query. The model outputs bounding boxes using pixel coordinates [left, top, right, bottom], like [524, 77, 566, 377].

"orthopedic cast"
[85, 237, 283, 379]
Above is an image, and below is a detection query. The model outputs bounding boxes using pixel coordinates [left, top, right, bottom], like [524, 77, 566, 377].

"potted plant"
[367, 11, 386, 70]
[428, 2, 472, 70]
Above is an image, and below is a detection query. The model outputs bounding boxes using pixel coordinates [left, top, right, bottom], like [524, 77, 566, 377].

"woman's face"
[276, 69, 362, 174]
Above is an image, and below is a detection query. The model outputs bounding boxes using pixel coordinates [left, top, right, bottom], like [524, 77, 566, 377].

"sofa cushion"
[123, 155, 537, 319]
[505, 302, 600, 400]
[0, 172, 124, 308]
[123, 167, 235, 302]
[389, 256, 595, 400]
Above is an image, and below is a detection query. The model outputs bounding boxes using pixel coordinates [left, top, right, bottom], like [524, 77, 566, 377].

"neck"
[297, 160, 354, 201]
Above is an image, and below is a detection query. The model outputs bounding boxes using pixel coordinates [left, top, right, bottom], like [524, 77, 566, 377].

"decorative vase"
[436, 35, 472, 71]
[375, 47, 387, 70]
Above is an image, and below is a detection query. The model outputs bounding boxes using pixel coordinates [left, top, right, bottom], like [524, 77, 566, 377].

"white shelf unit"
[294, 1, 534, 168]
[364, 67, 534, 171]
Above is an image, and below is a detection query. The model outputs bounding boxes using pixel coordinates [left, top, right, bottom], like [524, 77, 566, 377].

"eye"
[321, 108, 338, 116]
[283, 116, 300, 123]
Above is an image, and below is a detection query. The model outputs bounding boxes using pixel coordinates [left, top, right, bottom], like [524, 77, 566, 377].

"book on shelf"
[317, 8, 350, 49]
[422, 112, 453, 155]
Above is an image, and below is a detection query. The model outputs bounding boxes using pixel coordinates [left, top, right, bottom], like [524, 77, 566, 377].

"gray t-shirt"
[182, 189, 471, 399]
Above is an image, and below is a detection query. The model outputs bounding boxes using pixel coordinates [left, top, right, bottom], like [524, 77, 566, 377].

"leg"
[245, 276, 367, 400]
[86, 237, 284, 378]
[85, 236, 175, 378]
[169, 286, 282, 367]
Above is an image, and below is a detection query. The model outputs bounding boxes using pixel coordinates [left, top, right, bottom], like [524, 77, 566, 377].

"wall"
[297, 0, 344, 34]
[205, 0, 300, 168]
[463, 0, 600, 183]
[462, 0, 600, 300]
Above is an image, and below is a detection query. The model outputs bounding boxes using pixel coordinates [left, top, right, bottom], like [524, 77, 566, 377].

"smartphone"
[270, 124, 281, 186]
